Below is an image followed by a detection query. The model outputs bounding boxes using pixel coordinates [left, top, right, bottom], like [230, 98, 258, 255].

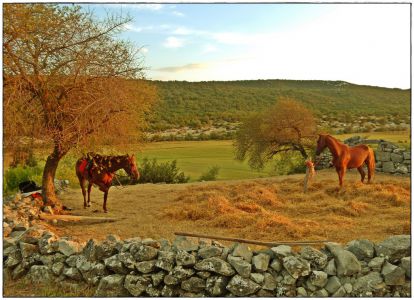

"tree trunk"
[42, 148, 64, 210]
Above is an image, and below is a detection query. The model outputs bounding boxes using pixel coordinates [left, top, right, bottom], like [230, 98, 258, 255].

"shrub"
[137, 158, 190, 184]
[199, 166, 220, 181]
[4, 165, 43, 194]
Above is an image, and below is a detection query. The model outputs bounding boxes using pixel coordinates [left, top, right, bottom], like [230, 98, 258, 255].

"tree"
[234, 98, 317, 170]
[4, 4, 156, 209]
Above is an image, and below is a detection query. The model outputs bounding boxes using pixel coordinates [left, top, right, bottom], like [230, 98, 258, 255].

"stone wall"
[3, 196, 411, 297]
[315, 136, 411, 176]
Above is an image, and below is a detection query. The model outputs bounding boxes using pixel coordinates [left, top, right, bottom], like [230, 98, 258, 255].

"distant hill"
[147, 79, 410, 130]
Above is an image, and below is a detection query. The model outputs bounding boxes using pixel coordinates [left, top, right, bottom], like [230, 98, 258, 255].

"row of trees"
[4, 4, 318, 210]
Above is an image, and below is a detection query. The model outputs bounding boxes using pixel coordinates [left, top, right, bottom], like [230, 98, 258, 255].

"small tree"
[4, 4, 156, 209]
[234, 98, 317, 170]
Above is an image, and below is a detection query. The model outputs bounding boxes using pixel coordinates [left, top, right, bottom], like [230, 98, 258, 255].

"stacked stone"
[375, 142, 410, 176]
[3, 230, 411, 297]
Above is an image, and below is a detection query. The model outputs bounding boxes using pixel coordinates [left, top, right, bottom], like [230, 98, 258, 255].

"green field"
[137, 140, 272, 182]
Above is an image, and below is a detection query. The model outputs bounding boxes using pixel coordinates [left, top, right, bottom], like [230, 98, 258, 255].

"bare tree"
[4, 4, 156, 209]
[234, 98, 317, 169]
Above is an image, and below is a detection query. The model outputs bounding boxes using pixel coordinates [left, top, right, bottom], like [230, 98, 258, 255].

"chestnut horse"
[75, 153, 140, 212]
[315, 134, 375, 187]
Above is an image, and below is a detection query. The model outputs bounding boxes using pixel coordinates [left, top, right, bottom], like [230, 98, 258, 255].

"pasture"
[55, 169, 410, 246]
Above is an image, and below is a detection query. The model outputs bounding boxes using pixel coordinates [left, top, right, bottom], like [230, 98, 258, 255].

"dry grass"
[50, 169, 409, 246]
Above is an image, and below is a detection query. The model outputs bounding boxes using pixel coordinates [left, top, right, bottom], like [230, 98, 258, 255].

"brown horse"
[315, 134, 375, 187]
[75, 153, 140, 212]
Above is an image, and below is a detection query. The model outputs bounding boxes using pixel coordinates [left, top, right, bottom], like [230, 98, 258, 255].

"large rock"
[250, 273, 264, 284]
[4, 246, 22, 268]
[181, 276, 206, 292]
[151, 271, 166, 287]
[38, 232, 58, 255]
[324, 276, 341, 294]
[94, 238, 118, 261]
[353, 271, 385, 294]
[300, 246, 328, 269]
[282, 256, 311, 279]
[226, 275, 261, 296]
[270, 258, 282, 272]
[325, 243, 361, 276]
[95, 274, 129, 297]
[172, 265, 195, 281]
[117, 252, 136, 270]
[376, 151, 391, 162]
[382, 161, 396, 173]
[11, 263, 27, 280]
[124, 275, 151, 296]
[155, 250, 175, 272]
[82, 262, 107, 286]
[368, 256, 385, 272]
[262, 272, 277, 291]
[104, 254, 128, 274]
[82, 239, 98, 261]
[391, 153, 404, 163]
[63, 267, 83, 281]
[27, 265, 54, 284]
[227, 255, 252, 278]
[199, 246, 222, 259]
[396, 164, 409, 174]
[381, 262, 406, 286]
[345, 239, 375, 261]
[309, 270, 328, 287]
[56, 239, 81, 256]
[195, 257, 235, 276]
[231, 243, 253, 262]
[206, 276, 229, 296]
[131, 244, 158, 262]
[400, 257, 410, 278]
[271, 245, 292, 258]
[375, 235, 410, 263]
[51, 262, 64, 276]
[252, 253, 270, 272]
[136, 260, 157, 274]
[175, 249, 196, 266]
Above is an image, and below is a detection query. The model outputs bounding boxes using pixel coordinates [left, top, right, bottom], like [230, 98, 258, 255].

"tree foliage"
[234, 99, 317, 170]
[3, 4, 156, 207]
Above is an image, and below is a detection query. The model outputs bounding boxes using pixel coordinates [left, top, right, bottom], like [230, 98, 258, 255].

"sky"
[84, 3, 410, 89]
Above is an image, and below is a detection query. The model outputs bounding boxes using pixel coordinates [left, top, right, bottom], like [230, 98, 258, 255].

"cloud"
[156, 63, 209, 73]
[172, 11, 185, 17]
[124, 24, 142, 32]
[141, 47, 149, 54]
[163, 36, 185, 48]
[202, 44, 218, 54]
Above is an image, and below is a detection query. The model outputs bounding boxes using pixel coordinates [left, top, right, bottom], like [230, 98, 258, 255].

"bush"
[199, 166, 220, 181]
[137, 158, 190, 184]
[270, 153, 306, 176]
[4, 165, 43, 194]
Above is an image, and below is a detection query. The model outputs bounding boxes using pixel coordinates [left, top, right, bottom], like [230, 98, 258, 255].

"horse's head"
[315, 134, 328, 156]
[123, 154, 140, 183]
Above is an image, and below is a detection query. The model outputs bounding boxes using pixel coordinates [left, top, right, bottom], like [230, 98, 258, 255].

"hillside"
[147, 79, 410, 130]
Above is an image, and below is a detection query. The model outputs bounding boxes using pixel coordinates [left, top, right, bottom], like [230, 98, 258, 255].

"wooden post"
[174, 232, 329, 247]
[303, 160, 315, 193]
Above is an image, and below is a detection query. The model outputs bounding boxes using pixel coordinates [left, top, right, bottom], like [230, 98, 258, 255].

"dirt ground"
[55, 169, 410, 246]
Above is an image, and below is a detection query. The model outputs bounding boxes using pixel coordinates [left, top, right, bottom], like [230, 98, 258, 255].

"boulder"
[270, 258, 283, 272]
[282, 256, 311, 279]
[375, 151, 391, 162]
[161, 285, 176, 297]
[206, 276, 229, 296]
[250, 272, 264, 284]
[56, 239, 81, 256]
[27, 265, 54, 284]
[171, 265, 195, 281]
[198, 246, 222, 259]
[51, 262, 65, 276]
[353, 271, 385, 294]
[345, 239, 375, 261]
[175, 249, 196, 266]
[324, 276, 341, 294]
[117, 252, 136, 270]
[227, 255, 252, 278]
[95, 274, 129, 297]
[368, 256, 385, 272]
[197, 271, 211, 279]
[262, 272, 277, 291]
[82, 262, 107, 286]
[226, 274, 261, 296]
[132, 244, 158, 262]
[382, 161, 396, 173]
[38, 232, 58, 255]
[151, 271, 166, 287]
[155, 250, 175, 272]
[164, 274, 180, 285]
[63, 267, 83, 281]
[400, 257, 410, 278]
[124, 275, 151, 296]
[396, 164, 409, 174]
[252, 253, 270, 272]
[375, 235, 410, 263]
[136, 260, 157, 274]
[4, 246, 22, 268]
[19, 242, 38, 259]
[142, 238, 161, 249]
[381, 261, 406, 286]
[296, 286, 307, 297]
[145, 285, 161, 297]
[309, 270, 328, 287]
[195, 257, 235, 276]
[390, 153, 404, 163]
[271, 245, 292, 258]
[231, 243, 253, 262]
[311, 288, 329, 297]
[181, 276, 206, 292]
[11, 263, 27, 280]
[300, 246, 328, 269]
[94, 239, 118, 261]
[104, 254, 128, 274]
[325, 243, 361, 276]
[83, 239, 99, 261]
[332, 286, 347, 297]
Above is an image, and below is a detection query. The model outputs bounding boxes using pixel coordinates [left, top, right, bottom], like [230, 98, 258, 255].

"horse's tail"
[366, 148, 375, 182]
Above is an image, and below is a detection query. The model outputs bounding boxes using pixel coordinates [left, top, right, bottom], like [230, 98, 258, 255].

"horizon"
[85, 3, 411, 90]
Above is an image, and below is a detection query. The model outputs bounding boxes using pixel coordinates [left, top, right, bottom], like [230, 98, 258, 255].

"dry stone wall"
[315, 136, 411, 176]
[3, 195, 411, 297]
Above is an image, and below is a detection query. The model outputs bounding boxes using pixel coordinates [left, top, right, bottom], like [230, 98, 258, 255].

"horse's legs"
[87, 182, 93, 207]
[103, 189, 109, 213]
[357, 166, 366, 183]
[78, 177, 87, 208]
[337, 166, 346, 187]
